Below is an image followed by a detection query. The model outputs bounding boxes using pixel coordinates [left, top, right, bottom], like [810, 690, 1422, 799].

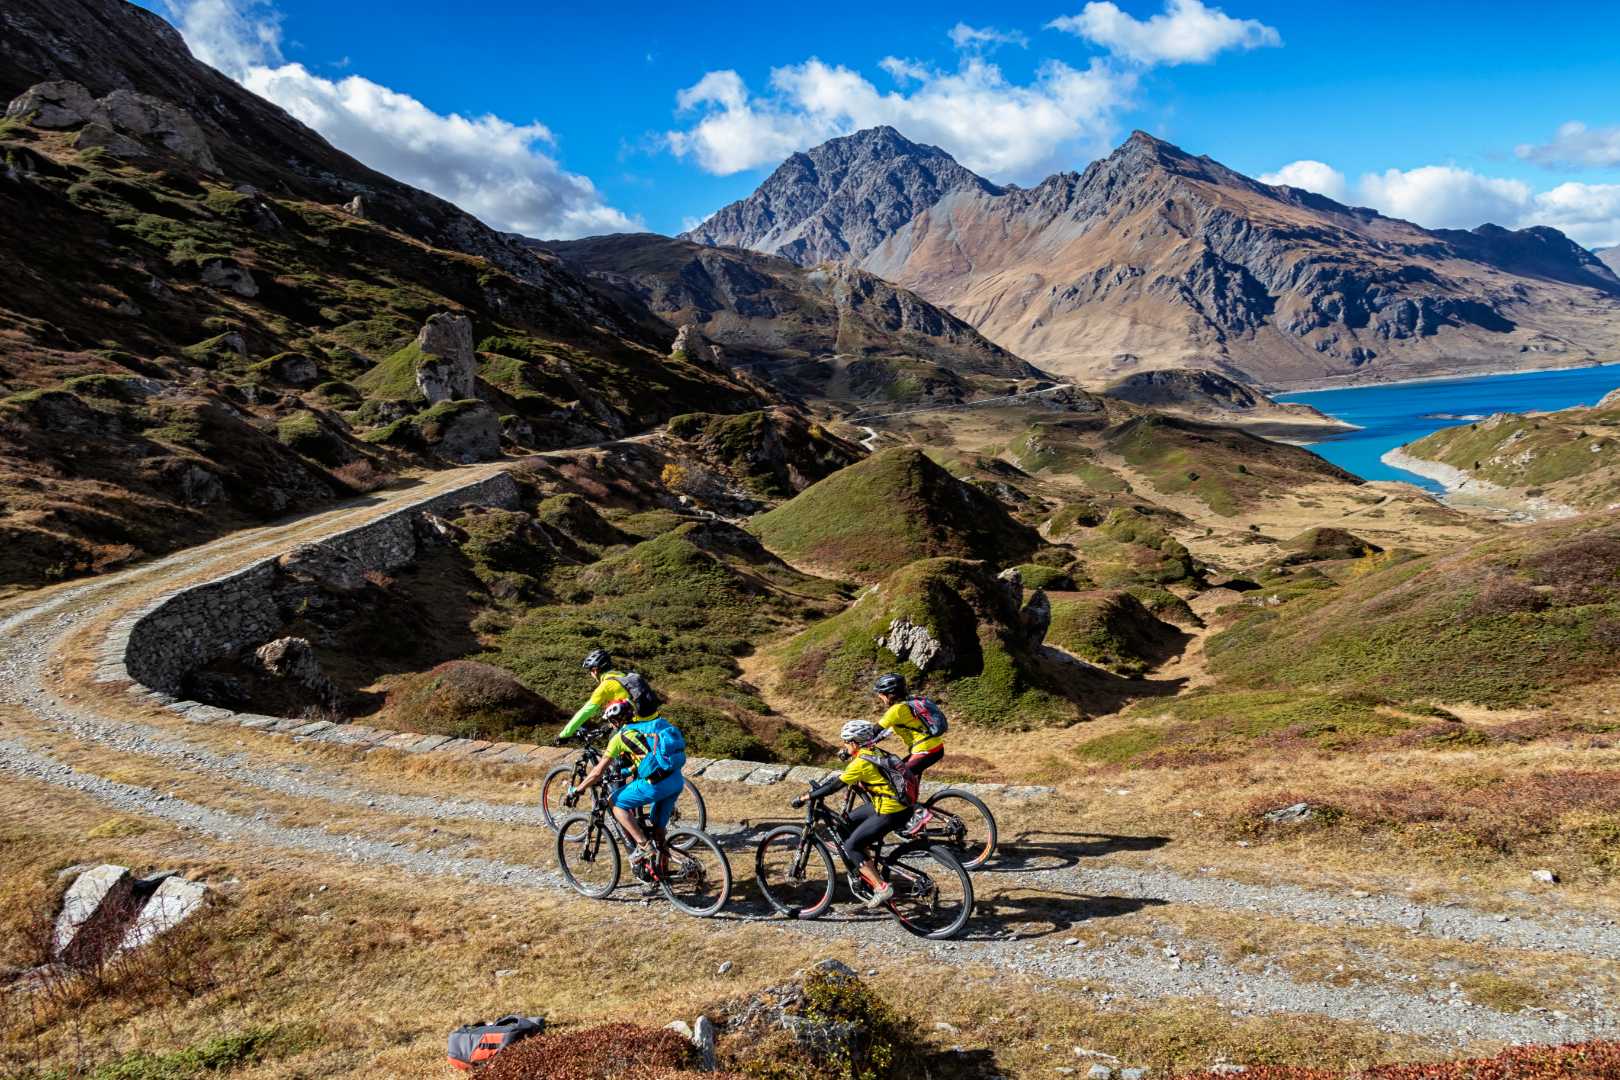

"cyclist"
[872, 673, 944, 832]
[792, 720, 909, 908]
[571, 699, 685, 870]
[558, 648, 647, 740]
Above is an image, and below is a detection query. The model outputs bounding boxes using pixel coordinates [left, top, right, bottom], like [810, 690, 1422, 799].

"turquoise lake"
[1275, 364, 1620, 491]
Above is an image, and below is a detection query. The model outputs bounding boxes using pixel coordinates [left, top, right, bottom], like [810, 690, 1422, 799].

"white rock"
[1531, 868, 1559, 884]
[119, 876, 207, 952]
[692, 1015, 717, 1072]
[53, 864, 133, 961]
[1086, 1065, 1114, 1080]
[716, 960, 734, 976]
[665, 1019, 694, 1039]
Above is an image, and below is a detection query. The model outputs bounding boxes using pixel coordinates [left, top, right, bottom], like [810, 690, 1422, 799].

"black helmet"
[873, 673, 907, 698]
[602, 699, 634, 726]
[582, 648, 611, 672]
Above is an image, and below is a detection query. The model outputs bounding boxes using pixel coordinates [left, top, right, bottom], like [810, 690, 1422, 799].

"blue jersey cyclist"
[571, 699, 686, 869]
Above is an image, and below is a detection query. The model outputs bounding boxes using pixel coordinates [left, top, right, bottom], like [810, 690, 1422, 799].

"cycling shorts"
[611, 772, 684, 829]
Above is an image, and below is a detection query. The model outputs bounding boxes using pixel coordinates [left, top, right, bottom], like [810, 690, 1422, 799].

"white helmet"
[839, 720, 882, 746]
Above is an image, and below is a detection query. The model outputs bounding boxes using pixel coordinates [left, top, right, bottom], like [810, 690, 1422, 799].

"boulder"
[344, 195, 366, 217]
[1020, 588, 1051, 644]
[200, 258, 259, 297]
[265, 353, 319, 387]
[413, 312, 477, 403]
[118, 876, 208, 952]
[6, 80, 94, 128]
[672, 323, 721, 368]
[251, 637, 337, 707]
[429, 401, 502, 463]
[52, 864, 134, 965]
[89, 89, 217, 171]
[72, 121, 147, 158]
[878, 618, 953, 673]
[277, 544, 366, 592]
[692, 1015, 717, 1072]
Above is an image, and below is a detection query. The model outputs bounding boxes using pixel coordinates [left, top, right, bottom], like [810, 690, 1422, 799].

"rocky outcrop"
[412, 313, 477, 403]
[6, 80, 217, 170]
[251, 637, 336, 707]
[45, 865, 209, 970]
[671, 322, 720, 368]
[200, 258, 258, 297]
[429, 401, 502, 463]
[878, 618, 953, 673]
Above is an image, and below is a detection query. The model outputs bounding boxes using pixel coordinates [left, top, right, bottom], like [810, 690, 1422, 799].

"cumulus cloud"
[1048, 0, 1280, 66]
[1258, 159, 1348, 202]
[164, 0, 633, 239]
[948, 23, 1029, 51]
[1516, 121, 1620, 169]
[1261, 158, 1620, 248]
[1358, 166, 1533, 231]
[667, 56, 1135, 180]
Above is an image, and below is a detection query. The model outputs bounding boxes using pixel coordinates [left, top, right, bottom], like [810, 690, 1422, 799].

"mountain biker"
[571, 699, 685, 870]
[873, 673, 944, 832]
[792, 720, 909, 908]
[558, 648, 651, 740]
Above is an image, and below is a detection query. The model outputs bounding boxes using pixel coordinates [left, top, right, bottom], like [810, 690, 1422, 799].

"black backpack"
[861, 746, 915, 808]
[615, 671, 662, 718]
[447, 1015, 545, 1070]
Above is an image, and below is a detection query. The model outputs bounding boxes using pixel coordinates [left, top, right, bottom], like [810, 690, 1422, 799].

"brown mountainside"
[689, 129, 1620, 390]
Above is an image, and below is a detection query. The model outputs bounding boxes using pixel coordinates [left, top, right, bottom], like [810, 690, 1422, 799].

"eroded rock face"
[1020, 588, 1052, 645]
[413, 312, 477, 403]
[92, 88, 217, 171]
[200, 258, 258, 297]
[266, 353, 319, 387]
[53, 864, 134, 965]
[879, 618, 953, 673]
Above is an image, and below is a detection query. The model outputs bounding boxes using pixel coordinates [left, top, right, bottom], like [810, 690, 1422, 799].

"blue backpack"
[629, 717, 687, 783]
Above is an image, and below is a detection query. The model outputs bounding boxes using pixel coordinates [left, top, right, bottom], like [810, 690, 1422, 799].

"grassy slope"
[1403, 402, 1620, 510]
[749, 446, 1042, 580]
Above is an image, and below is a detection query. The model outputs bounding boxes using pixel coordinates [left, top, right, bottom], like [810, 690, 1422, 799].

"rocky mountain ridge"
[688, 128, 1620, 389]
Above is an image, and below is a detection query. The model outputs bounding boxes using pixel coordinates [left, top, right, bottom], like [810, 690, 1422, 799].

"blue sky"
[143, 0, 1620, 245]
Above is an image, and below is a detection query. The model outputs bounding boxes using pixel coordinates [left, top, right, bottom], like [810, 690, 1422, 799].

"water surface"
[1276, 365, 1620, 490]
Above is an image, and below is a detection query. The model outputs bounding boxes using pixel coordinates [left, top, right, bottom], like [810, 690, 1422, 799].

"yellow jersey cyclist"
[559, 648, 652, 739]
[792, 720, 909, 908]
[571, 699, 687, 869]
[872, 673, 946, 833]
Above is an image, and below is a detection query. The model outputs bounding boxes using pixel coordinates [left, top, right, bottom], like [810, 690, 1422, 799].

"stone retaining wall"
[100, 472, 521, 693]
[97, 468, 1052, 801]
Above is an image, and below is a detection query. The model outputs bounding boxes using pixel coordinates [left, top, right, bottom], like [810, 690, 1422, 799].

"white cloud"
[1259, 159, 1348, 202]
[1516, 121, 1620, 169]
[165, 0, 633, 239]
[667, 56, 1135, 181]
[948, 23, 1029, 51]
[1358, 166, 1532, 231]
[1048, 0, 1280, 66]
[1260, 157, 1620, 249]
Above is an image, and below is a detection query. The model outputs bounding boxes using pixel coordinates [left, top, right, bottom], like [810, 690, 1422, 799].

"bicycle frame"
[795, 790, 932, 899]
[577, 768, 669, 879]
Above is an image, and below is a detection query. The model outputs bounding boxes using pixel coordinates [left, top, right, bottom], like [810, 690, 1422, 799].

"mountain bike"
[855, 738, 998, 870]
[541, 726, 706, 846]
[753, 783, 974, 940]
[553, 768, 731, 917]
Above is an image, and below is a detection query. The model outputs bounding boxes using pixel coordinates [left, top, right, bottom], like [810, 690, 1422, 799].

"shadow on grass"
[985, 830, 1171, 873]
[959, 890, 1170, 941]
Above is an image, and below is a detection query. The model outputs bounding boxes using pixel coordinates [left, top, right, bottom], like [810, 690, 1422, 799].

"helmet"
[872, 673, 907, 698]
[602, 699, 634, 726]
[839, 720, 882, 746]
[582, 648, 612, 672]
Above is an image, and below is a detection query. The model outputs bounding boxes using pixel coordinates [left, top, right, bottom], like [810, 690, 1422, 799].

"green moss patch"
[1047, 590, 1184, 676]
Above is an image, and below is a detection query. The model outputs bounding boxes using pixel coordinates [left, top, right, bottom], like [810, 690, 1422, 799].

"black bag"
[862, 747, 915, 808]
[616, 671, 662, 718]
[447, 1015, 545, 1070]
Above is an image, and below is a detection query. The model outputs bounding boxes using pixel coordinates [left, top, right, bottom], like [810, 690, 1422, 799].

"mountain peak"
[681, 127, 997, 266]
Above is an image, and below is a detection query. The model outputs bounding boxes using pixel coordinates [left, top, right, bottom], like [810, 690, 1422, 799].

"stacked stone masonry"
[98, 469, 1052, 800]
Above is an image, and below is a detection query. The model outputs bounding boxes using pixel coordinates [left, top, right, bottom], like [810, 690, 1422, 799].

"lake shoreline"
[1272, 359, 1620, 398]
[1380, 447, 1578, 522]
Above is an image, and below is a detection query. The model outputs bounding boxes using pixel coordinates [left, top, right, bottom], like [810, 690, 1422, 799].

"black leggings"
[841, 802, 910, 864]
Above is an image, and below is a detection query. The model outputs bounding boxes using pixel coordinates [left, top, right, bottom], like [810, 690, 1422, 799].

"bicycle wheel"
[540, 762, 584, 831]
[881, 842, 974, 940]
[925, 789, 998, 870]
[754, 826, 835, 920]
[555, 813, 621, 898]
[666, 778, 708, 851]
[660, 828, 732, 917]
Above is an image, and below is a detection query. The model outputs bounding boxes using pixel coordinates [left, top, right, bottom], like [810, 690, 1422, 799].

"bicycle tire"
[754, 825, 836, 920]
[881, 841, 974, 940]
[555, 813, 621, 898]
[667, 777, 708, 851]
[925, 788, 998, 870]
[659, 828, 732, 917]
[540, 761, 584, 832]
